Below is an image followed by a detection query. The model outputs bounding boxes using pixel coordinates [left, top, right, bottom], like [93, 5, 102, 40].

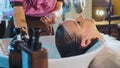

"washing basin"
[0, 36, 104, 68]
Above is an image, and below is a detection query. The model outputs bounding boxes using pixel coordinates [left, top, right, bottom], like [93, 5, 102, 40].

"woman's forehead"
[62, 19, 79, 33]
[62, 19, 77, 27]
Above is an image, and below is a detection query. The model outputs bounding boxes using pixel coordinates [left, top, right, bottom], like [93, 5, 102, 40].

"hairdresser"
[8, 0, 63, 38]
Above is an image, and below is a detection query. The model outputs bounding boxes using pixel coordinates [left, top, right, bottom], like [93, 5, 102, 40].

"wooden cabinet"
[96, 24, 120, 40]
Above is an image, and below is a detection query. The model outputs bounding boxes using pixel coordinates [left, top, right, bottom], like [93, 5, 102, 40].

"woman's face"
[62, 16, 103, 47]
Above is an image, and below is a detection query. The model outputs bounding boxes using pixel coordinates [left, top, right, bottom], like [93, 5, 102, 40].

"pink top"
[10, 0, 57, 17]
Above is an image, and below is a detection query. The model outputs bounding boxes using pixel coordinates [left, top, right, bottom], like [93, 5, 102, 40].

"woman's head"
[55, 16, 104, 57]
[55, 20, 82, 57]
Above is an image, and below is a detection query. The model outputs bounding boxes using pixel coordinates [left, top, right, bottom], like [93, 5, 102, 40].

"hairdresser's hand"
[40, 13, 56, 25]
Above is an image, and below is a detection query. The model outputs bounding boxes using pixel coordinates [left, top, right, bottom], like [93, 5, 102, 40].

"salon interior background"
[1, 0, 120, 26]
[55, 0, 120, 29]
[0, 0, 120, 39]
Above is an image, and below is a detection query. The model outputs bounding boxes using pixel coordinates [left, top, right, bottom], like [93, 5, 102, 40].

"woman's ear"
[81, 39, 91, 48]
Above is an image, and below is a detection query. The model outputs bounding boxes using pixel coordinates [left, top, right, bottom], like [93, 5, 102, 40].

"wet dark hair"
[55, 22, 82, 57]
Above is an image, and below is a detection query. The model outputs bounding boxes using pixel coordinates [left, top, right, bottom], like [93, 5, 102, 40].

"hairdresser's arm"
[13, 6, 28, 35]
[11, 6, 28, 38]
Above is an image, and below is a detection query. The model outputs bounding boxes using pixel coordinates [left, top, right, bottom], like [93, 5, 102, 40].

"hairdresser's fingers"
[41, 17, 51, 25]
[44, 16, 53, 24]
[40, 17, 46, 22]
[43, 16, 49, 23]
[46, 16, 53, 24]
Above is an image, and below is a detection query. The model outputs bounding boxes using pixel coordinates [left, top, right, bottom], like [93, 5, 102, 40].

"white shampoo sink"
[0, 36, 104, 68]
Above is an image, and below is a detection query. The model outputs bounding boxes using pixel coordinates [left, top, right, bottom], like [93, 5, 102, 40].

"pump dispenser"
[22, 28, 48, 68]
[31, 28, 41, 50]
[27, 28, 34, 48]
[8, 28, 25, 68]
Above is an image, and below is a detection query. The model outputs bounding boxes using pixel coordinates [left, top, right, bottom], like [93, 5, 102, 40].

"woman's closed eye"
[77, 21, 81, 25]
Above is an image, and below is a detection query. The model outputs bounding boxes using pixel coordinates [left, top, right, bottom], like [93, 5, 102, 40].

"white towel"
[89, 34, 120, 68]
